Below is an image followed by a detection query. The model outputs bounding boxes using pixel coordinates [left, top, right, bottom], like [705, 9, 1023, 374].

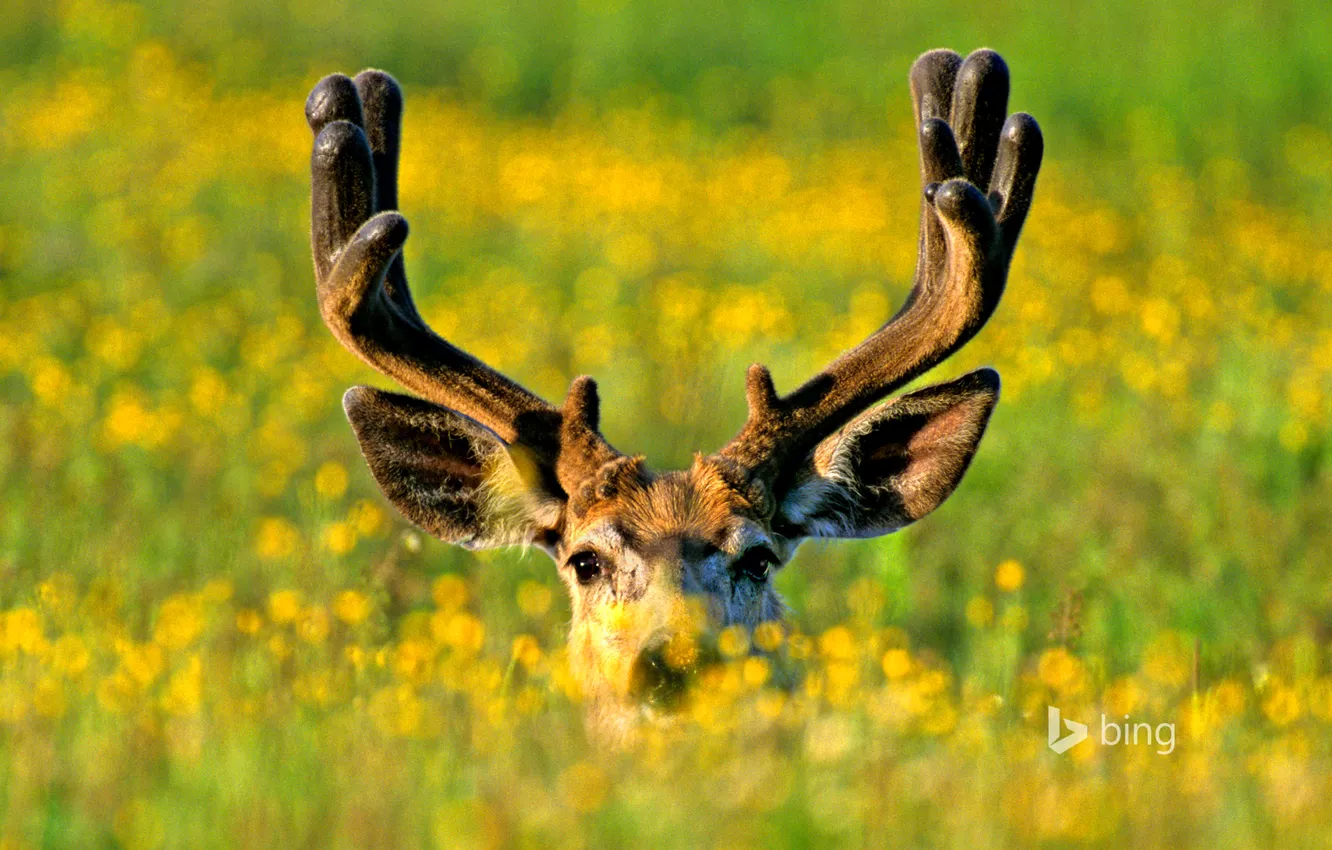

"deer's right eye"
[732, 546, 778, 583]
[568, 551, 602, 584]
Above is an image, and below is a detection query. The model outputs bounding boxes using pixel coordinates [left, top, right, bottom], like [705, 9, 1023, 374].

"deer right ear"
[342, 386, 562, 550]
[776, 369, 1000, 539]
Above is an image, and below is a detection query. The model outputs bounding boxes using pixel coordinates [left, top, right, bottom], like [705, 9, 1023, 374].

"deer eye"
[568, 550, 602, 585]
[732, 547, 778, 583]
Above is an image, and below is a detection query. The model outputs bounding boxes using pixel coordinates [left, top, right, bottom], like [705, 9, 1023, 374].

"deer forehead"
[561, 463, 770, 554]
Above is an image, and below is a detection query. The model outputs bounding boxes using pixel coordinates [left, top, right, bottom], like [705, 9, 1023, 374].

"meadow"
[1, 1, 1331, 847]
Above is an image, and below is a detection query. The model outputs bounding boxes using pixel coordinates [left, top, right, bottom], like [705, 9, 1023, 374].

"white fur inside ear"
[471, 444, 562, 549]
[776, 370, 998, 540]
[779, 475, 873, 539]
[778, 408, 900, 539]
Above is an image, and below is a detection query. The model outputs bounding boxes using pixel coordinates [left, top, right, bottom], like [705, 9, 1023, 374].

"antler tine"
[717, 49, 1043, 484]
[308, 71, 621, 483]
[557, 377, 623, 495]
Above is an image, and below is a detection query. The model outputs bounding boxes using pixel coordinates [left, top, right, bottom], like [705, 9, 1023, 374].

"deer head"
[306, 48, 1042, 734]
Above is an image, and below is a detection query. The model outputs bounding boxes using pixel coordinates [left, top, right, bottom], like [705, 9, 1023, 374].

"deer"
[305, 48, 1042, 739]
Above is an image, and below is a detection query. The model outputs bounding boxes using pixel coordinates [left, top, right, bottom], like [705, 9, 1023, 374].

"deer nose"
[628, 633, 719, 710]
[628, 642, 690, 710]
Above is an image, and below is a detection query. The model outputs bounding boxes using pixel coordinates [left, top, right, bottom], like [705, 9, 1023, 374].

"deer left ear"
[777, 369, 1000, 539]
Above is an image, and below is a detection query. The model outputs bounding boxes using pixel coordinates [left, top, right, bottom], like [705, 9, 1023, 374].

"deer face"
[555, 460, 789, 703]
[305, 48, 1042, 732]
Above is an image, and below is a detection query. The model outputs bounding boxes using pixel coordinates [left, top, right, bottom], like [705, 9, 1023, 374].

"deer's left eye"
[732, 547, 778, 582]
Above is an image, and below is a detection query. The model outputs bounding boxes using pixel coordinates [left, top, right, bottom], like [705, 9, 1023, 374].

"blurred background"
[1, 1, 1330, 847]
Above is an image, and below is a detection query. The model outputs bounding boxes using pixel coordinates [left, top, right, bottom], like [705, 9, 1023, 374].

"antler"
[306, 71, 619, 494]
[716, 49, 1043, 484]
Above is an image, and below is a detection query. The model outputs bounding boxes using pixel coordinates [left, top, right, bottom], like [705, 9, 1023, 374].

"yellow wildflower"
[995, 559, 1025, 592]
[753, 621, 785, 652]
[516, 581, 552, 617]
[297, 607, 331, 644]
[433, 612, 485, 653]
[965, 596, 995, 627]
[154, 594, 205, 650]
[818, 626, 856, 661]
[235, 609, 264, 635]
[349, 500, 386, 535]
[1263, 684, 1303, 726]
[1, 608, 46, 656]
[201, 579, 233, 602]
[663, 631, 698, 670]
[161, 655, 203, 716]
[1038, 647, 1081, 692]
[314, 461, 349, 500]
[332, 590, 371, 626]
[432, 575, 469, 611]
[321, 521, 357, 555]
[254, 517, 300, 560]
[268, 590, 303, 624]
[742, 656, 771, 689]
[882, 649, 912, 680]
[718, 625, 750, 658]
[511, 634, 543, 669]
[120, 642, 164, 686]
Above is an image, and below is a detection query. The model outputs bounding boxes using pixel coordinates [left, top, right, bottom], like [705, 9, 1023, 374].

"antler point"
[745, 364, 779, 415]
[563, 376, 602, 432]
